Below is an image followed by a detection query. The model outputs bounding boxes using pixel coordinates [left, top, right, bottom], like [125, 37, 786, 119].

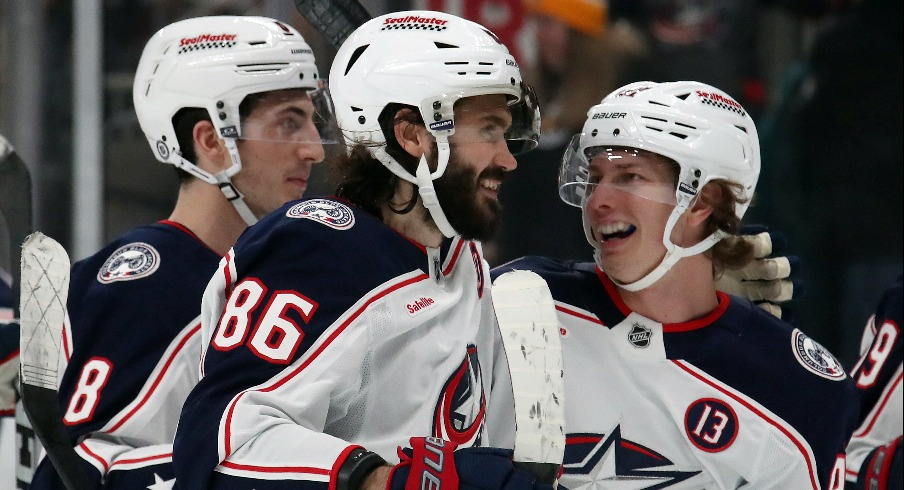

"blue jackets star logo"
[560, 426, 701, 489]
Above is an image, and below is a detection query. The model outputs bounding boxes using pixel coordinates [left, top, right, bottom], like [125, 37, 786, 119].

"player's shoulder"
[233, 196, 427, 286]
[718, 295, 853, 386]
[72, 221, 216, 286]
[238, 197, 388, 252]
[492, 256, 596, 282]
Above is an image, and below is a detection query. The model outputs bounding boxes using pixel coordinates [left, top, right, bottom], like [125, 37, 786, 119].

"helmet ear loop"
[212, 137, 258, 226]
[416, 135, 457, 238]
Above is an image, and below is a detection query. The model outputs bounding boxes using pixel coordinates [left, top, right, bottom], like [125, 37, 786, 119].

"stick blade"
[492, 270, 565, 478]
[18, 232, 89, 489]
[294, 0, 372, 48]
[20, 232, 69, 390]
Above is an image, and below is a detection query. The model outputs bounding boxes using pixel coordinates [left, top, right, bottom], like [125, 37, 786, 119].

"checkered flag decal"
[701, 97, 747, 117]
[381, 23, 448, 32]
[178, 41, 238, 54]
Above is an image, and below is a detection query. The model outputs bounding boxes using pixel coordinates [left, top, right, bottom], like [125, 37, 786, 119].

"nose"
[298, 140, 326, 164]
[584, 183, 619, 213]
[495, 141, 517, 172]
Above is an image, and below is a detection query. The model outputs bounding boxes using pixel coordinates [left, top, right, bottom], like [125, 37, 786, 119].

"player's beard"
[432, 150, 505, 241]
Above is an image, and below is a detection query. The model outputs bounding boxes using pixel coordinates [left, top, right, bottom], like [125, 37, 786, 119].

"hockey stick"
[294, 0, 372, 48]
[493, 270, 565, 485]
[0, 135, 31, 319]
[0, 134, 43, 489]
[19, 232, 90, 490]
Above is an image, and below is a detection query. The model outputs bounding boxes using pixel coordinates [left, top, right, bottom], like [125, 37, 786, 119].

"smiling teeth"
[598, 222, 631, 235]
[481, 181, 500, 191]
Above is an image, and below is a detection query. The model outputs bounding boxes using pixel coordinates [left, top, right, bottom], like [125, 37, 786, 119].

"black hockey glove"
[715, 225, 803, 320]
[388, 437, 556, 490]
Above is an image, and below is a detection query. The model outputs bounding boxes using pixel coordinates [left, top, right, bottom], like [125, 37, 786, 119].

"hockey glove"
[388, 437, 556, 490]
[715, 225, 802, 320]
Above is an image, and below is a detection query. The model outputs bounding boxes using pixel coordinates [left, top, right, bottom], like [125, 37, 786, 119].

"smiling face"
[432, 94, 517, 241]
[582, 147, 681, 283]
[231, 89, 326, 218]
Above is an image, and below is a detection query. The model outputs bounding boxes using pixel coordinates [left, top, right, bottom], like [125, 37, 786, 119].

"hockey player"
[495, 81, 860, 489]
[846, 273, 902, 489]
[172, 10, 551, 490]
[30, 16, 335, 489]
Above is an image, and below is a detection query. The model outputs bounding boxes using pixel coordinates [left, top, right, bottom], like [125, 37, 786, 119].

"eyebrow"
[481, 113, 512, 130]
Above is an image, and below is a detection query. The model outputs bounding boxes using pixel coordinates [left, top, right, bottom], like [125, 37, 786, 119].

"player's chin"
[456, 209, 500, 241]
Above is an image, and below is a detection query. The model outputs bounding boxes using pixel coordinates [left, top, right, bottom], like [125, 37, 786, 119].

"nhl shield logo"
[792, 329, 846, 381]
[628, 323, 652, 348]
[97, 242, 160, 284]
[286, 199, 355, 230]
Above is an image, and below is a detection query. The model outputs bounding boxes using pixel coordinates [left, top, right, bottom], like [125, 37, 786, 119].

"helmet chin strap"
[372, 135, 458, 238]
[597, 204, 725, 292]
[416, 140, 457, 238]
[173, 138, 259, 226]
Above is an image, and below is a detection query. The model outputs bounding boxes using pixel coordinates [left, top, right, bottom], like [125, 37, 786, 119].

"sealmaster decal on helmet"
[383, 15, 449, 26]
[179, 33, 237, 46]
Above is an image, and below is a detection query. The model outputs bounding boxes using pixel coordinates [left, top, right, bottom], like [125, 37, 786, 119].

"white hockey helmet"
[328, 10, 540, 237]
[559, 81, 760, 291]
[133, 16, 335, 224]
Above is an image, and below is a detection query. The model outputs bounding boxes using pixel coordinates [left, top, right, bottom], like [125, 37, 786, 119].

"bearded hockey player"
[172, 10, 555, 490]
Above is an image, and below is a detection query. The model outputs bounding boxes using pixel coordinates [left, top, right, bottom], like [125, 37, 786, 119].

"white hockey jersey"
[845, 274, 902, 484]
[173, 198, 514, 489]
[494, 257, 859, 490]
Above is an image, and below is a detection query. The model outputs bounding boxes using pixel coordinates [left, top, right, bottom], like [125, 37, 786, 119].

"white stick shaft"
[493, 270, 565, 466]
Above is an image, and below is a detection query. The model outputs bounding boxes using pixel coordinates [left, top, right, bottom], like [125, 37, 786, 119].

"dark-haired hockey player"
[172, 10, 554, 490]
[31, 15, 335, 489]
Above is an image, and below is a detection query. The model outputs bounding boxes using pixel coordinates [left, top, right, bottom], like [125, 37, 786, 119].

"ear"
[192, 120, 230, 173]
[393, 109, 431, 159]
[686, 183, 717, 228]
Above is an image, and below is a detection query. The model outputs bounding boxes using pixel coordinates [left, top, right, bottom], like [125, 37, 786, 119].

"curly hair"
[698, 179, 756, 275]
[332, 104, 425, 219]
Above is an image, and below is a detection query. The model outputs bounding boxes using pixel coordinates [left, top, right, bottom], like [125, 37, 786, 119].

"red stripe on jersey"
[109, 451, 172, 469]
[223, 251, 234, 299]
[566, 435, 603, 445]
[107, 322, 202, 433]
[556, 304, 604, 325]
[852, 368, 903, 438]
[673, 359, 820, 489]
[63, 322, 72, 362]
[0, 348, 17, 364]
[220, 460, 331, 475]
[79, 441, 111, 473]
[595, 267, 632, 317]
[442, 238, 467, 276]
[620, 440, 664, 460]
[160, 220, 218, 254]
[330, 445, 365, 490]
[664, 292, 730, 333]
[222, 272, 431, 457]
